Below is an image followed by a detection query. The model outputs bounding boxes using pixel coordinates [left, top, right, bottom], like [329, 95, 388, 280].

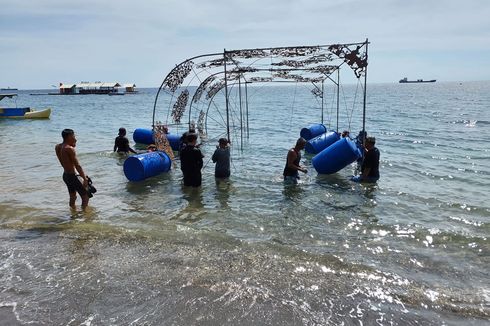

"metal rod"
[245, 81, 250, 139]
[225, 41, 367, 54]
[362, 39, 369, 150]
[238, 75, 243, 150]
[321, 80, 324, 124]
[336, 68, 340, 133]
[223, 49, 231, 142]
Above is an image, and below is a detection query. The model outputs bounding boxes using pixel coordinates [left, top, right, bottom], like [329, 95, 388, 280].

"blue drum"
[305, 131, 340, 154]
[300, 124, 327, 141]
[123, 151, 171, 182]
[312, 138, 362, 174]
[133, 128, 154, 145]
[133, 128, 180, 151]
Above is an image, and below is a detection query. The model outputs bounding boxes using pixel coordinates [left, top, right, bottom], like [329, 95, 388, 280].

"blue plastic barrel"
[305, 131, 340, 154]
[300, 124, 327, 141]
[133, 128, 154, 144]
[133, 128, 181, 151]
[166, 133, 181, 151]
[312, 138, 362, 174]
[123, 151, 171, 182]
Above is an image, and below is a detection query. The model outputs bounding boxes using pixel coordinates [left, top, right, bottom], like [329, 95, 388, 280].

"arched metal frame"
[152, 40, 369, 148]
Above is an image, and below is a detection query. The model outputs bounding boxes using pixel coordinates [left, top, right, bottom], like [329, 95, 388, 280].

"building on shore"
[58, 82, 136, 95]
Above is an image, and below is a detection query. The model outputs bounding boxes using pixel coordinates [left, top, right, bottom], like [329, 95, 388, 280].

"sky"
[1, 0, 489, 89]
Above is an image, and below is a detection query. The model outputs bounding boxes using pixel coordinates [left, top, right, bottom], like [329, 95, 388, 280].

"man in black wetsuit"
[114, 128, 136, 154]
[180, 133, 204, 187]
[283, 137, 308, 183]
[353, 136, 380, 183]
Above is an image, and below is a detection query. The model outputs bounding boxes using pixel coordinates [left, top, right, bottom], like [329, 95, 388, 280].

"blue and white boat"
[0, 94, 51, 119]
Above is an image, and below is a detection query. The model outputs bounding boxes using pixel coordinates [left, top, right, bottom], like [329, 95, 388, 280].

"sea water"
[0, 82, 489, 325]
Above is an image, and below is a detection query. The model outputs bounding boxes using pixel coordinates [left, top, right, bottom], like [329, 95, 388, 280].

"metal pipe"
[321, 80, 324, 124]
[336, 68, 340, 133]
[238, 75, 243, 150]
[245, 81, 250, 138]
[362, 39, 369, 150]
[223, 49, 231, 142]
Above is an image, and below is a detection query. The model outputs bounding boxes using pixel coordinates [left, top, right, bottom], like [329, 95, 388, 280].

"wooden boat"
[0, 94, 51, 119]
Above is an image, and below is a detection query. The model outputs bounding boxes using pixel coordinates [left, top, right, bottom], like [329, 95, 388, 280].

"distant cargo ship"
[1, 87, 18, 91]
[399, 77, 436, 83]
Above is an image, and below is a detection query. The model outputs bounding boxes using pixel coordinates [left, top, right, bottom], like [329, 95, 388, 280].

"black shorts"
[183, 172, 202, 187]
[63, 172, 87, 196]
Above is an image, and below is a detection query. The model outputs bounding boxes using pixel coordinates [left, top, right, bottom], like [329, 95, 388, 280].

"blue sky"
[1, 0, 489, 89]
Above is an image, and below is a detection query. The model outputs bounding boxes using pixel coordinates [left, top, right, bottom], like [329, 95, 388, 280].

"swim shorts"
[63, 172, 87, 196]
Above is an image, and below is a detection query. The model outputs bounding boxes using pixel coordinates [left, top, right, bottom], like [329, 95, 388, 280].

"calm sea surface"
[0, 82, 489, 325]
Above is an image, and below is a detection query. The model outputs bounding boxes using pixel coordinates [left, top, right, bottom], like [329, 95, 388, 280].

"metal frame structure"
[152, 40, 369, 147]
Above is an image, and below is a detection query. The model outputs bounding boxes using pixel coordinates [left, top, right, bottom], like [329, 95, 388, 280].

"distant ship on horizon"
[0, 87, 18, 91]
[399, 77, 436, 83]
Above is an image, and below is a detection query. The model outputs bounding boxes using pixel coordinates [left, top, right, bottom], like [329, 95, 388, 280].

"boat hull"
[399, 80, 436, 83]
[25, 108, 51, 119]
[0, 107, 51, 119]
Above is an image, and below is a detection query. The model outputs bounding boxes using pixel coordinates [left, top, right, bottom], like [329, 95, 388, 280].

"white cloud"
[0, 0, 489, 88]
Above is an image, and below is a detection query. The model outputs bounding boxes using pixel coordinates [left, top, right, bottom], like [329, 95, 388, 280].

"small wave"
[448, 119, 490, 126]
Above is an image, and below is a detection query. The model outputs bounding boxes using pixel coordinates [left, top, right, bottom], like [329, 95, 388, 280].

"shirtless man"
[55, 129, 90, 209]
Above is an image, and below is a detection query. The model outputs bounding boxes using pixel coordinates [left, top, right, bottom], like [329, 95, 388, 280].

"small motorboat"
[0, 94, 51, 119]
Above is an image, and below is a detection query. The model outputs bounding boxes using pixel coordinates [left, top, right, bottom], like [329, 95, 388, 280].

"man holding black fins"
[180, 133, 204, 187]
[55, 129, 93, 209]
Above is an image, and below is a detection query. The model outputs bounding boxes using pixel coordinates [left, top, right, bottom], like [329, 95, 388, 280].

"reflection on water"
[282, 180, 306, 203]
[215, 178, 232, 209]
[179, 185, 205, 222]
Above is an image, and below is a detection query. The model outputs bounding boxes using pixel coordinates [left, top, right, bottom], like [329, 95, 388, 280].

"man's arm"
[55, 144, 62, 165]
[360, 151, 372, 180]
[68, 147, 88, 187]
[361, 167, 371, 181]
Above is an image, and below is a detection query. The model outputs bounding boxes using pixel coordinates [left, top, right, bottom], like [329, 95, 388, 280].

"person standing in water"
[180, 133, 204, 187]
[113, 127, 136, 154]
[212, 138, 231, 179]
[352, 136, 380, 183]
[283, 137, 308, 183]
[55, 129, 90, 209]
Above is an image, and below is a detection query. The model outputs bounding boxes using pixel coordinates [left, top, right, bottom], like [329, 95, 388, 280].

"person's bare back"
[55, 143, 77, 174]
